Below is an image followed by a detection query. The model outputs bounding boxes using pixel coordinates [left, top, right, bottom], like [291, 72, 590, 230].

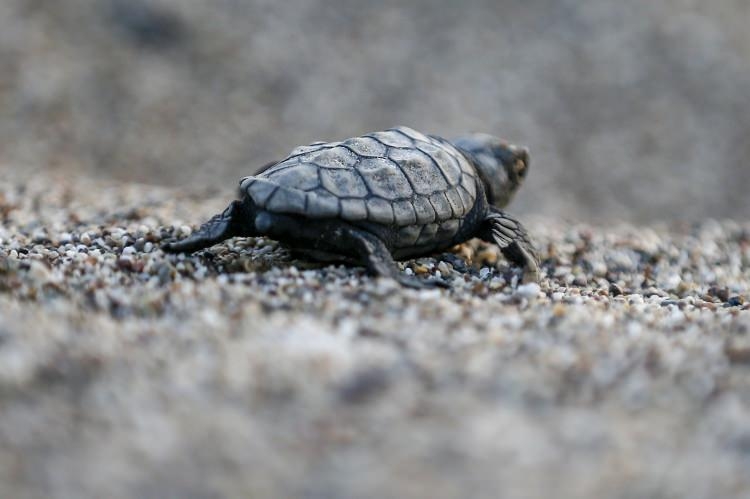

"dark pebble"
[708, 286, 730, 302]
[726, 296, 745, 307]
[339, 368, 391, 404]
[116, 258, 133, 271]
[441, 254, 468, 273]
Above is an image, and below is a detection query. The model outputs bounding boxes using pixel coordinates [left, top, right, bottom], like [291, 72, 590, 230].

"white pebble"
[28, 260, 51, 282]
[489, 277, 505, 290]
[515, 282, 541, 299]
[627, 294, 644, 304]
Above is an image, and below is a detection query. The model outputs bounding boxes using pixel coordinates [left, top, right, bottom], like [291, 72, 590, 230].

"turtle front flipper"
[327, 225, 448, 289]
[163, 200, 253, 253]
[480, 208, 540, 283]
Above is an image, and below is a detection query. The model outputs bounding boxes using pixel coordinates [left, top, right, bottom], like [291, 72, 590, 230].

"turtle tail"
[162, 199, 256, 253]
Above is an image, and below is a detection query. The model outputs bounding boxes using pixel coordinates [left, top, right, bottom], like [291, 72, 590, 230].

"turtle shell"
[240, 127, 479, 227]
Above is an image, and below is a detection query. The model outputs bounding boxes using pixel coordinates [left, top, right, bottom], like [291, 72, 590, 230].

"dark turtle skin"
[164, 127, 539, 288]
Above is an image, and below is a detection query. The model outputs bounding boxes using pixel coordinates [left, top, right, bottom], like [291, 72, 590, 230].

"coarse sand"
[1, 177, 749, 499]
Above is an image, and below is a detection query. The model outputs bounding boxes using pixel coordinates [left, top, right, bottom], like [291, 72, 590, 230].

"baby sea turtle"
[164, 127, 539, 288]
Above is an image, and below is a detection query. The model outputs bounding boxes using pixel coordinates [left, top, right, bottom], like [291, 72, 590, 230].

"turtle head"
[453, 134, 529, 208]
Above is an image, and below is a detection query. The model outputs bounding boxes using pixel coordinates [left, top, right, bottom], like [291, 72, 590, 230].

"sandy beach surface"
[1, 176, 749, 499]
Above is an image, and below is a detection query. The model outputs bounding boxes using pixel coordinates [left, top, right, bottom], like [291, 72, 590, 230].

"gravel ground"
[1, 176, 749, 499]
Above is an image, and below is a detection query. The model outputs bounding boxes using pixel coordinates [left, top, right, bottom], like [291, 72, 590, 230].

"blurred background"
[1, 0, 749, 221]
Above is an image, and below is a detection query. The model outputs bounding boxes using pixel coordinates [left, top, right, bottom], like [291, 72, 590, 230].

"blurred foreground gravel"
[1, 177, 750, 499]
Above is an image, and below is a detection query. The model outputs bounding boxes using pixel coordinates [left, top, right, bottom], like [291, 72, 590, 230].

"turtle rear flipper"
[480, 208, 540, 283]
[163, 200, 254, 253]
[324, 225, 448, 290]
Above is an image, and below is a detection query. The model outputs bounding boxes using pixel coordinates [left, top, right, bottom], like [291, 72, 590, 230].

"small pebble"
[628, 294, 644, 305]
[437, 261, 452, 275]
[515, 282, 540, 300]
[413, 264, 429, 275]
[726, 296, 744, 307]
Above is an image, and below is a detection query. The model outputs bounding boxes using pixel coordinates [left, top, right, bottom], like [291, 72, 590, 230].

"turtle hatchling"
[164, 127, 539, 288]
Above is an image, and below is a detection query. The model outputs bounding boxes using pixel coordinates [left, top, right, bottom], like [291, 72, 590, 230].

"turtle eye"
[514, 159, 527, 179]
